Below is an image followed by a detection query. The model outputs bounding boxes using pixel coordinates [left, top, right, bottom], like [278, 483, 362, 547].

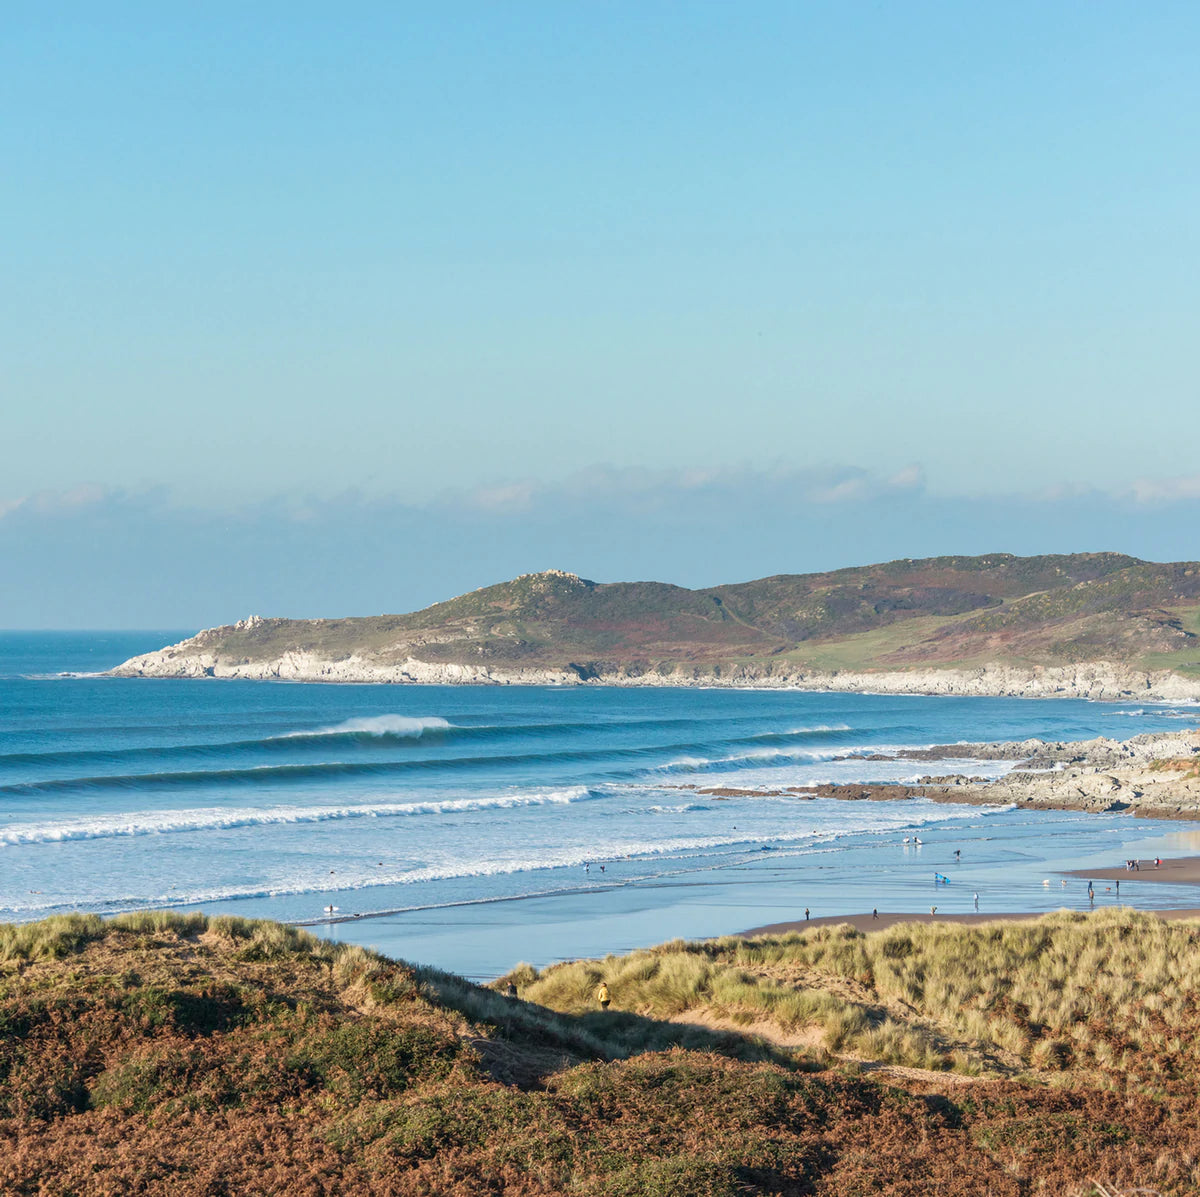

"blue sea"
[3, 631, 1200, 980]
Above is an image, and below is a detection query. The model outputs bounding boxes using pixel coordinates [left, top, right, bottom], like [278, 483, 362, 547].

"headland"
[108, 552, 1200, 701]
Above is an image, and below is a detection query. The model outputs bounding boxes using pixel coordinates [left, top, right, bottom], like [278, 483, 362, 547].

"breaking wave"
[0, 787, 594, 846]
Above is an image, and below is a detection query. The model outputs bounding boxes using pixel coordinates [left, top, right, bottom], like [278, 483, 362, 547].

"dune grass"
[8, 909, 1200, 1193]
[503, 909, 1200, 1091]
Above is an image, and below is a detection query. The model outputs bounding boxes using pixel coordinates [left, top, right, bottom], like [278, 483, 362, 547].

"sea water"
[3, 630, 1200, 980]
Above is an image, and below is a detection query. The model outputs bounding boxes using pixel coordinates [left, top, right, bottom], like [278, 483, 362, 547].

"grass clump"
[0, 913, 107, 961]
[509, 909, 1200, 1092]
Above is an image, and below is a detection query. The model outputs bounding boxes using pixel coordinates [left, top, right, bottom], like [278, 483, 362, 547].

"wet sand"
[1061, 854, 1200, 885]
[739, 855, 1200, 936]
[741, 906, 1200, 937]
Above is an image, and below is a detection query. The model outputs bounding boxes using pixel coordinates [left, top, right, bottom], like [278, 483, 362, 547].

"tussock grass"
[505, 910, 1200, 1089]
[109, 910, 209, 937]
[0, 913, 108, 961]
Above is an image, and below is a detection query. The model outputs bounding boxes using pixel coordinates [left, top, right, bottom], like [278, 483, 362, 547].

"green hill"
[125, 553, 1200, 682]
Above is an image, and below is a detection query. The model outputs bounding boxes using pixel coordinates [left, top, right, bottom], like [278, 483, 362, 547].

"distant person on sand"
[596, 981, 611, 1010]
[804, 907, 810, 920]
[930, 906, 937, 917]
[872, 908, 878, 919]
[973, 892, 979, 909]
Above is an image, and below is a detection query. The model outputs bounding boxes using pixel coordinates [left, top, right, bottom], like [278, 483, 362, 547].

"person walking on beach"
[930, 906, 937, 917]
[804, 907, 810, 921]
[596, 981, 611, 1010]
[872, 908, 878, 920]
[973, 892, 979, 910]
[1115, 879, 1119, 896]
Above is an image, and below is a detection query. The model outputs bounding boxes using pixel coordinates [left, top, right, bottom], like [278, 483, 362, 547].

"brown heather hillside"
[5, 910, 1200, 1194]
[120, 553, 1200, 682]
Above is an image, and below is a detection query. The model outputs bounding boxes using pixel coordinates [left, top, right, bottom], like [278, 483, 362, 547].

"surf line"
[291, 843, 808, 927]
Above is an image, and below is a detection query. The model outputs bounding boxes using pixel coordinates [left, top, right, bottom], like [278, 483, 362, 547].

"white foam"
[278, 715, 453, 739]
[1109, 708, 1200, 719]
[656, 745, 848, 772]
[749, 724, 852, 738]
[0, 794, 1023, 918]
[0, 787, 591, 846]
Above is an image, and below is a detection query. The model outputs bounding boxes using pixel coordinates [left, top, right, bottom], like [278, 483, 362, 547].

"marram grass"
[501, 908, 1200, 1089]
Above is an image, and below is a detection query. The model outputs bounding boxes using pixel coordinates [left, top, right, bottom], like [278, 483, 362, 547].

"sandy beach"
[740, 855, 1200, 935]
[1061, 854, 1200, 885]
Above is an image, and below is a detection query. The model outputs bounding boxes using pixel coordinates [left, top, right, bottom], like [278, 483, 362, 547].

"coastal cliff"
[110, 554, 1200, 699]
[112, 640, 1200, 702]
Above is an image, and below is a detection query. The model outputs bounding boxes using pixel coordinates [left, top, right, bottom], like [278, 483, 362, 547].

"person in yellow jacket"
[596, 981, 611, 1010]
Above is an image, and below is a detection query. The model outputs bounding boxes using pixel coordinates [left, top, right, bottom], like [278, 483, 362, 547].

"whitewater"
[3, 630, 1200, 980]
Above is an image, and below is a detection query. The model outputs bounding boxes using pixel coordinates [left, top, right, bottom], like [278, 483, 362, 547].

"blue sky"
[3, 4, 1198, 625]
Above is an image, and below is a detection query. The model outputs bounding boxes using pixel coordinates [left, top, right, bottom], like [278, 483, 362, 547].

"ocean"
[3, 630, 1200, 980]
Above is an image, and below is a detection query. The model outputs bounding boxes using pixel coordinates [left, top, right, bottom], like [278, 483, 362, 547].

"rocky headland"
[110, 629, 1200, 702]
[679, 728, 1200, 819]
[107, 554, 1200, 701]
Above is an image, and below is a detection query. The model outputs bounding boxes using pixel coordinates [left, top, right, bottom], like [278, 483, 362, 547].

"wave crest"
[279, 715, 453, 739]
[0, 787, 592, 846]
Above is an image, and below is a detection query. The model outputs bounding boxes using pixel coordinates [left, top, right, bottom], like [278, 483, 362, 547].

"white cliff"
[109, 626, 1200, 702]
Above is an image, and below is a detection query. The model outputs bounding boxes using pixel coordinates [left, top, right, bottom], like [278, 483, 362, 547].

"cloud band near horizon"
[4, 465, 1199, 628]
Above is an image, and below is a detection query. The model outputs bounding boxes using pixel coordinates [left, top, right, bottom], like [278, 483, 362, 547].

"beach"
[737, 853, 1200, 936]
[1063, 853, 1200, 884]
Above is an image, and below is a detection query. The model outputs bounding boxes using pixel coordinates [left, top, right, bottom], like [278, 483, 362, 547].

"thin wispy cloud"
[1129, 475, 1200, 505]
[4, 464, 1199, 627]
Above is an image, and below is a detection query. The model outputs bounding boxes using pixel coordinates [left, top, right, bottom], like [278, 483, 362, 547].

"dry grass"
[505, 909, 1200, 1091]
[7, 910, 1200, 1194]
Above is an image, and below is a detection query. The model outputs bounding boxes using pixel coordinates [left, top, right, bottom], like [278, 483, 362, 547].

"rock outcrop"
[783, 730, 1200, 818]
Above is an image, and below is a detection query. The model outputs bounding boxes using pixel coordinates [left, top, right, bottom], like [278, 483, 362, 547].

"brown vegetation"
[4, 910, 1200, 1194]
[1149, 757, 1200, 780]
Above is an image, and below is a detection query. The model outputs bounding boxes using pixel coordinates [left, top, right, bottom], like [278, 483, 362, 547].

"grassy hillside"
[166, 553, 1200, 679]
[4, 911, 1200, 1194]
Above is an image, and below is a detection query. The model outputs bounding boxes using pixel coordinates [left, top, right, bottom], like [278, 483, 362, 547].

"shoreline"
[739, 853, 1200, 936]
[684, 725, 1200, 819]
[1061, 854, 1200, 884]
[741, 905, 1200, 937]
